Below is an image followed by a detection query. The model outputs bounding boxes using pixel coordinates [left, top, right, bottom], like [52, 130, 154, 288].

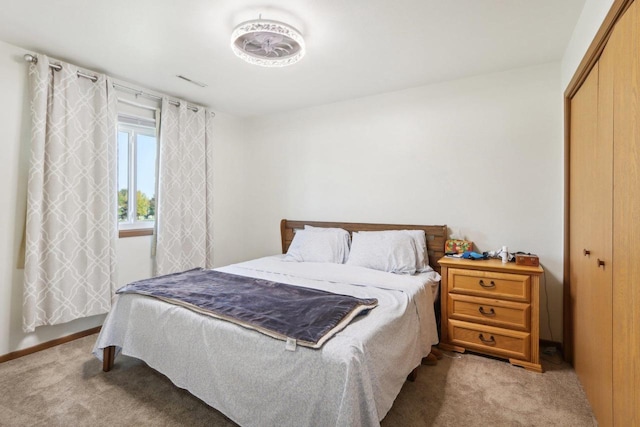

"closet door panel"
[594, 29, 614, 427]
[569, 62, 595, 305]
[569, 64, 596, 342]
[612, 1, 640, 424]
[570, 61, 614, 426]
[569, 63, 596, 376]
[568, 88, 590, 389]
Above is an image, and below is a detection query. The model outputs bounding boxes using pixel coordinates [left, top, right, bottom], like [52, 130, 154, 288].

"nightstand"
[437, 257, 544, 373]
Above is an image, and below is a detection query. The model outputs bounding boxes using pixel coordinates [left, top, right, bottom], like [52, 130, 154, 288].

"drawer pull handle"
[478, 306, 496, 316]
[597, 259, 605, 268]
[479, 280, 496, 288]
[478, 334, 496, 345]
[583, 249, 591, 256]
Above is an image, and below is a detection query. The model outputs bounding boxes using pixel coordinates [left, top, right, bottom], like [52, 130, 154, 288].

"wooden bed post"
[103, 346, 115, 372]
[407, 367, 418, 382]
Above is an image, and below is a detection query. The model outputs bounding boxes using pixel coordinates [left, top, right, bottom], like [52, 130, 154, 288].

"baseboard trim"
[0, 326, 101, 364]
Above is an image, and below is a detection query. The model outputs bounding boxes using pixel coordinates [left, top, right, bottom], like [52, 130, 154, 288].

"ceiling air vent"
[176, 75, 207, 88]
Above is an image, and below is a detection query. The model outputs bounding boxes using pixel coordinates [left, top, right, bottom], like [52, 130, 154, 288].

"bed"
[94, 219, 447, 426]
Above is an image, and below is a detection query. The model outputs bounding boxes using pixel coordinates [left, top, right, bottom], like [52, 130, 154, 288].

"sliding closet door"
[612, 1, 640, 424]
[593, 24, 615, 427]
[570, 54, 614, 425]
[569, 58, 597, 349]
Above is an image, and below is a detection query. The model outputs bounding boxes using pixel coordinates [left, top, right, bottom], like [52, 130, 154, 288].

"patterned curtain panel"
[23, 55, 117, 333]
[155, 99, 214, 275]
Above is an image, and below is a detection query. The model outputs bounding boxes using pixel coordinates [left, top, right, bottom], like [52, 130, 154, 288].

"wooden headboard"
[280, 219, 447, 274]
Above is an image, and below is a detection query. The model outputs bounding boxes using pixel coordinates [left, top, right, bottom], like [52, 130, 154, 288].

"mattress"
[93, 255, 440, 426]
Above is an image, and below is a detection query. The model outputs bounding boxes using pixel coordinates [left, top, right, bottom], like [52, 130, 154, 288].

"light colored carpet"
[0, 335, 596, 426]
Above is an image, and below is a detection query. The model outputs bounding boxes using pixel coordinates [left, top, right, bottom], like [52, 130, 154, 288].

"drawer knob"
[597, 259, 605, 268]
[478, 333, 496, 345]
[478, 306, 496, 316]
[583, 249, 591, 256]
[479, 279, 496, 288]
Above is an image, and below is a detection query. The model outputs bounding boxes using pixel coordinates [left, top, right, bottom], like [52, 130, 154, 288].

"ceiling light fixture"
[231, 16, 305, 67]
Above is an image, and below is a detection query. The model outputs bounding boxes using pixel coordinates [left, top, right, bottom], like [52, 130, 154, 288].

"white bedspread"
[93, 255, 440, 427]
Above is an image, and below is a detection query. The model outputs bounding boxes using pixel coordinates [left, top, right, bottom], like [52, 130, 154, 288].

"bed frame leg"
[407, 367, 418, 382]
[431, 347, 443, 359]
[422, 352, 438, 366]
[103, 346, 115, 372]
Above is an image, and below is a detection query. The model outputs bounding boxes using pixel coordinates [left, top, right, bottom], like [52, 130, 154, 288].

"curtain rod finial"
[24, 53, 37, 64]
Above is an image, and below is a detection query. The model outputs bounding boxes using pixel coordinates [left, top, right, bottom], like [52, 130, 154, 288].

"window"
[118, 114, 157, 236]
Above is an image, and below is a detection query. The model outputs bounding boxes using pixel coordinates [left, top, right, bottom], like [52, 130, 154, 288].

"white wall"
[0, 39, 248, 356]
[562, 0, 614, 90]
[241, 63, 564, 341]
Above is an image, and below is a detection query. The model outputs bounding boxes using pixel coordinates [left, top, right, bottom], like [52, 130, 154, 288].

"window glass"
[117, 115, 157, 231]
[136, 134, 157, 222]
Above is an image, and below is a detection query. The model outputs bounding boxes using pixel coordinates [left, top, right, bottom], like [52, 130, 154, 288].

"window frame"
[117, 115, 157, 238]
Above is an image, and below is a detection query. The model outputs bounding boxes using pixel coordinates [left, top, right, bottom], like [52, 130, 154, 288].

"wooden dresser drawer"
[448, 319, 530, 360]
[448, 268, 530, 302]
[449, 294, 531, 331]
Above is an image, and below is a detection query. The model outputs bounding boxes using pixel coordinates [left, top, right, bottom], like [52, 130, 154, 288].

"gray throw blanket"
[117, 268, 378, 349]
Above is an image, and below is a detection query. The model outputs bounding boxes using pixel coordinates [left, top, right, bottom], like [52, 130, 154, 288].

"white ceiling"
[0, 0, 585, 117]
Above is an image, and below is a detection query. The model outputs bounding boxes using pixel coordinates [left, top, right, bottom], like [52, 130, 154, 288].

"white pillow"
[346, 231, 418, 274]
[304, 225, 351, 259]
[284, 229, 350, 263]
[401, 229, 431, 272]
[304, 225, 349, 238]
